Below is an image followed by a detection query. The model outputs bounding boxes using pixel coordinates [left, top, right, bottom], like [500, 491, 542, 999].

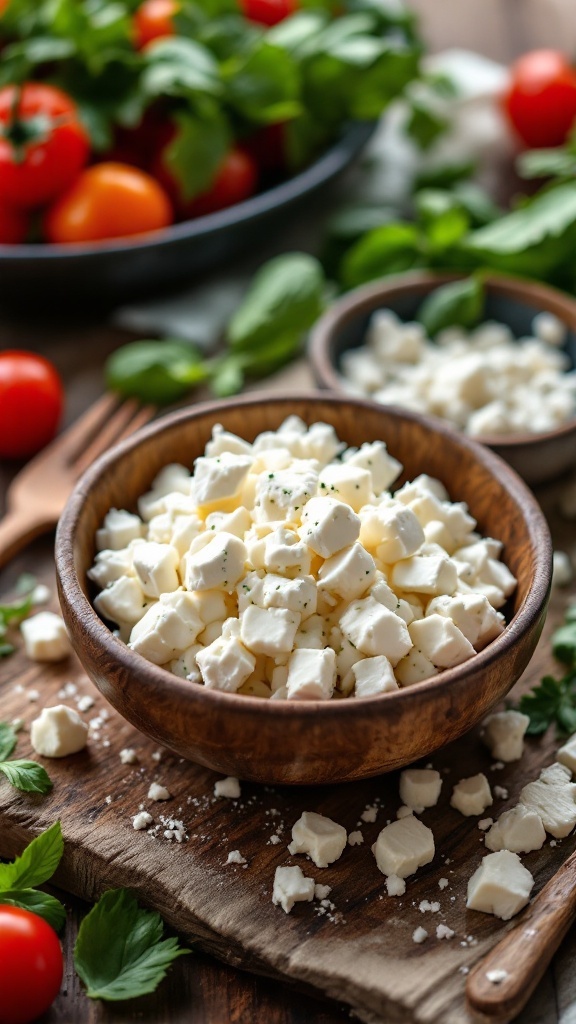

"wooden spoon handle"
[466, 846, 576, 1022]
[0, 511, 52, 571]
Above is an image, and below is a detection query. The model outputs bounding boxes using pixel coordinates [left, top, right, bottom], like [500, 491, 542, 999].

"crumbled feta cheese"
[272, 865, 315, 913]
[399, 769, 442, 811]
[288, 811, 347, 868]
[467, 851, 534, 920]
[348, 831, 364, 846]
[412, 927, 428, 944]
[133, 811, 153, 830]
[481, 710, 530, 763]
[386, 874, 406, 897]
[20, 612, 71, 662]
[436, 924, 455, 940]
[120, 748, 138, 765]
[30, 705, 88, 757]
[148, 782, 171, 801]
[519, 762, 576, 838]
[552, 551, 573, 588]
[451, 774, 493, 817]
[558, 733, 576, 773]
[226, 850, 247, 865]
[484, 804, 546, 853]
[214, 776, 241, 799]
[372, 816, 435, 879]
[314, 883, 332, 900]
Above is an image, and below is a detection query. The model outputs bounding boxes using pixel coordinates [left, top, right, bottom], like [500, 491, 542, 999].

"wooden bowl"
[309, 272, 576, 487]
[55, 392, 551, 785]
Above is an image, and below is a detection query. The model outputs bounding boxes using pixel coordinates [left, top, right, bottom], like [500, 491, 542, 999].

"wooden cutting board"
[0, 476, 575, 1024]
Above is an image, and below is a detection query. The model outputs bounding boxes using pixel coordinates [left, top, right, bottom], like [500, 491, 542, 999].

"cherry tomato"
[0, 84, 89, 209]
[0, 906, 63, 1024]
[240, 0, 297, 26]
[0, 200, 27, 243]
[503, 49, 576, 148]
[44, 162, 173, 244]
[0, 350, 64, 459]
[243, 122, 287, 175]
[133, 0, 179, 49]
[156, 146, 258, 219]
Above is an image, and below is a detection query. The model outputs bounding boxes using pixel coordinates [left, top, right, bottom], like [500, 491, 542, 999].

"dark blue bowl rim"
[0, 122, 373, 263]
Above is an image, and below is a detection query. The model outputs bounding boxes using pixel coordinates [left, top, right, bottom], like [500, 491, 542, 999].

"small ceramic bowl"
[309, 272, 576, 487]
[55, 392, 551, 785]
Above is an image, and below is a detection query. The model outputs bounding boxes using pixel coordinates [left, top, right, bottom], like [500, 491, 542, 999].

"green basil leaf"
[163, 111, 231, 201]
[142, 36, 221, 100]
[74, 889, 189, 1000]
[210, 355, 245, 398]
[0, 723, 17, 762]
[0, 593, 33, 626]
[414, 159, 476, 192]
[221, 41, 301, 123]
[266, 11, 328, 55]
[105, 340, 209, 405]
[0, 889, 67, 932]
[518, 146, 576, 181]
[406, 100, 448, 150]
[227, 252, 325, 351]
[416, 275, 484, 337]
[0, 760, 54, 796]
[340, 222, 420, 289]
[0, 643, 14, 658]
[465, 182, 576, 276]
[0, 821, 63, 891]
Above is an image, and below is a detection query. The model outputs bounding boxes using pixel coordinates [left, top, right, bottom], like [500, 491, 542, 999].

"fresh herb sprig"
[0, 574, 37, 658]
[519, 604, 576, 736]
[0, 721, 53, 794]
[0, 821, 66, 931]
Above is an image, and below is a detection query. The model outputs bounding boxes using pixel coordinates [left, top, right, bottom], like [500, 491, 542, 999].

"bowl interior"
[56, 392, 551, 783]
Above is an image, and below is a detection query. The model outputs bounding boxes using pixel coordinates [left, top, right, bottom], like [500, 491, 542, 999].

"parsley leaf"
[0, 759, 53, 795]
[519, 604, 576, 735]
[74, 889, 189, 1000]
[0, 889, 66, 932]
[0, 722, 17, 762]
[0, 821, 63, 891]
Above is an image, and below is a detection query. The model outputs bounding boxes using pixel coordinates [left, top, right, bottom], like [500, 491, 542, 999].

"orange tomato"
[133, 0, 179, 49]
[44, 162, 173, 244]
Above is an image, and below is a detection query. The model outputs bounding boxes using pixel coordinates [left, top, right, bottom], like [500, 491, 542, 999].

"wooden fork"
[0, 393, 155, 570]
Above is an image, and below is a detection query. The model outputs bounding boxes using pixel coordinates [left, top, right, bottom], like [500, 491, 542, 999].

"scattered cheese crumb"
[76, 694, 95, 713]
[20, 611, 71, 662]
[120, 748, 138, 765]
[419, 900, 440, 914]
[436, 924, 455, 940]
[30, 704, 88, 757]
[386, 874, 406, 897]
[226, 850, 247, 865]
[478, 818, 494, 831]
[493, 786, 508, 800]
[148, 782, 171, 801]
[27, 689, 40, 702]
[412, 927, 428, 944]
[348, 830, 364, 846]
[361, 804, 378, 823]
[132, 811, 153, 830]
[214, 776, 241, 799]
[272, 865, 315, 913]
[314, 883, 332, 900]
[438, 878, 449, 890]
[552, 551, 573, 588]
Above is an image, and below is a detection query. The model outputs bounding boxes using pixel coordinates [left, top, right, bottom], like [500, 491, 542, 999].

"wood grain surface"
[1, 396, 576, 1023]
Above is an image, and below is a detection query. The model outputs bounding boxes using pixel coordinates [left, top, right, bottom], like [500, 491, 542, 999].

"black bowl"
[0, 123, 373, 310]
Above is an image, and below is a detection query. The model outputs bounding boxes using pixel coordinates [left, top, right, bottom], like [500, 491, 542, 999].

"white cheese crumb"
[132, 811, 154, 830]
[478, 818, 494, 831]
[493, 786, 508, 800]
[214, 776, 241, 799]
[27, 689, 40, 702]
[148, 782, 171, 801]
[288, 811, 347, 868]
[486, 969, 509, 984]
[120, 747, 138, 765]
[269, 835, 281, 845]
[20, 611, 71, 662]
[552, 551, 573, 588]
[11, 718, 24, 732]
[76, 694, 95, 713]
[361, 804, 378, 823]
[451, 773, 493, 817]
[438, 877, 449, 890]
[314, 883, 332, 900]
[419, 900, 440, 914]
[30, 704, 88, 757]
[348, 831, 364, 846]
[436, 924, 455, 940]
[272, 865, 315, 913]
[386, 874, 406, 897]
[412, 926, 428, 944]
[226, 850, 247, 865]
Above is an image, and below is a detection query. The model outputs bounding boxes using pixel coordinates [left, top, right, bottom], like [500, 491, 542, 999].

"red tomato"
[0, 84, 89, 209]
[44, 162, 173, 244]
[503, 49, 576, 148]
[243, 122, 287, 175]
[240, 0, 297, 26]
[156, 146, 258, 218]
[0, 906, 63, 1024]
[0, 201, 27, 243]
[0, 350, 64, 459]
[133, 0, 179, 49]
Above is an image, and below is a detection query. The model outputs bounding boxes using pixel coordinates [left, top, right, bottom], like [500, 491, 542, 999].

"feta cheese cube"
[286, 648, 336, 700]
[94, 576, 150, 627]
[133, 811, 153, 830]
[30, 704, 88, 757]
[372, 815, 435, 879]
[484, 804, 546, 854]
[205, 425, 253, 457]
[408, 615, 475, 669]
[359, 504, 425, 563]
[148, 782, 171, 801]
[192, 452, 253, 507]
[391, 552, 458, 596]
[481, 710, 530, 763]
[299, 497, 360, 558]
[318, 543, 375, 601]
[342, 441, 402, 493]
[520, 762, 576, 838]
[132, 541, 180, 598]
[353, 656, 398, 697]
[263, 527, 312, 575]
[318, 464, 372, 511]
[426, 593, 505, 648]
[240, 605, 300, 656]
[272, 865, 315, 914]
[184, 532, 247, 592]
[129, 591, 203, 664]
[254, 466, 318, 524]
[196, 635, 255, 693]
[340, 596, 412, 664]
[214, 776, 241, 799]
[260, 574, 317, 617]
[288, 811, 347, 867]
[399, 769, 442, 811]
[96, 508, 143, 550]
[88, 546, 136, 588]
[451, 774, 493, 817]
[395, 649, 439, 686]
[20, 611, 71, 662]
[466, 851, 534, 920]
[558, 733, 576, 773]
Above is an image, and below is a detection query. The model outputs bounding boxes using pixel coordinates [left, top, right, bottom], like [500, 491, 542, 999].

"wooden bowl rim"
[56, 390, 552, 721]
[309, 270, 576, 451]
